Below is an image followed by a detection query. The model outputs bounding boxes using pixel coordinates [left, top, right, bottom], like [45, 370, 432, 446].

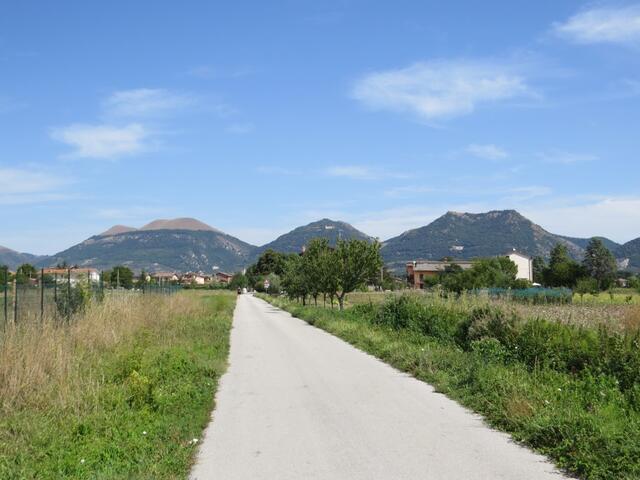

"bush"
[456, 306, 518, 349]
[373, 296, 464, 341]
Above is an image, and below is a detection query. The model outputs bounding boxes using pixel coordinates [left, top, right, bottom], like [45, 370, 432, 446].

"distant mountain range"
[2, 211, 638, 273]
[0, 246, 43, 271]
[254, 218, 373, 257]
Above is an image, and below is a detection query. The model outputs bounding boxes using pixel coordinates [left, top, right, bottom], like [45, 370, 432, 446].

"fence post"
[40, 268, 45, 322]
[3, 266, 7, 328]
[67, 268, 71, 322]
[13, 278, 18, 325]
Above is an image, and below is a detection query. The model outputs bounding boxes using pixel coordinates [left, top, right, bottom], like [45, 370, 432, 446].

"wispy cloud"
[466, 143, 509, 161]
[523, 196, 640, 243]
[554, 5, 640, 46]
[50, 123, 150, 159]
[352, 59, 533, 121]
[103, 88, 195, 117]
[225, 122, 254, 134]
[0, 167, 71, 205]
[538, 150, 598, 164]
[326, 165, 408, 180]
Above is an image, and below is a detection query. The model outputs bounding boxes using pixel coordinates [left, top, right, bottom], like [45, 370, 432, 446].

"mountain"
[99, 225, 137, 236]
[381, 210, 586, 270]
[558, 235, 621, 254]
[0, 246, 42, 270]
[256, 219, 373, 256]
[39, 218, 255, 273]
[618, 237, 640, 272]
[139, 218, 222, 233]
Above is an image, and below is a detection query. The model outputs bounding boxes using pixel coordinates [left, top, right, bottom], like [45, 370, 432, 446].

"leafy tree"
[302, 238, 332, 305]
[282, 254, 310, 304]
[583, 238, 617, 290]
[252, 249, 288, 276]
[15, 263, 37, 285]
[266, 273, 282, 295]
[575, 277, 598, 301]
[229, 273, 249, 290]
[0, 265, 11, 285]
[105, 266, 134, 289]
[334, 239, 382, 310]
[532, 256, 546, 284]
[544, 244, 583, 288]
[441, 258, 518, 292]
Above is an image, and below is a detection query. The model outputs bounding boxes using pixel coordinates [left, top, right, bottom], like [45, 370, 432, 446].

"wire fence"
[1, 267, 181, 330]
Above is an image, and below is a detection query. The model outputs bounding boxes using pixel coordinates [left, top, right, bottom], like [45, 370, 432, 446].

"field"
[260, 292, 640, 480]
[0, 290, 235, 479]
[346, 290, 640, 331]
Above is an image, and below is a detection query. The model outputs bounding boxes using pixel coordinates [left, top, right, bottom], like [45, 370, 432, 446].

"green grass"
[259, 294, 640, 480]
[0, 291, 235, 479]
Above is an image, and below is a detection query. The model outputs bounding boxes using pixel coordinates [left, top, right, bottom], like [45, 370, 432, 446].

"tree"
[282, 254, 309, 304]
[440, 258, 518, 293]
[334, 239, 382, 310]
[545, 244, 583, 287]
[252, 249, 288, 276]
[575, 277, 598, 301]
[532, 256, 546, 284]
[15, 263, 37, 285]
[105, 266, 134, 289]
[229, 273, 249, 290]
[583, 238, 616, 290]
[0, 265, 11, 284]
[302, 238, 332, 305]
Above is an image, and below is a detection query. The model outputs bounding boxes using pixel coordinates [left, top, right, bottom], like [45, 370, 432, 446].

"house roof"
[505, 250, 532, 259]
[409, 260, 474, 272]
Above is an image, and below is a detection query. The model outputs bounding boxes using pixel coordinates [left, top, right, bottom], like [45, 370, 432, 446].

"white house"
[505, 250, 533, 282]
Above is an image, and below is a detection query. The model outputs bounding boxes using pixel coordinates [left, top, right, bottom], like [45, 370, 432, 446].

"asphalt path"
[191, 294, 567, 480]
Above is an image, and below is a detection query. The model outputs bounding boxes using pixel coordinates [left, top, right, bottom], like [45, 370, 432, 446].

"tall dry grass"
[0, 293, 203, 413]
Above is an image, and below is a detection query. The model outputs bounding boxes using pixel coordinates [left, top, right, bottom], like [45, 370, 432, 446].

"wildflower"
[557, 388, 562, 392]
[143, 431, 147, 435]
[544, 400, 550, 405]
[80, 459, 85, 464]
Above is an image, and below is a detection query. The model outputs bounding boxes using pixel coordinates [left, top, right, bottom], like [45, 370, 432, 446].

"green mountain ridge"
[4, 212, 638, 273]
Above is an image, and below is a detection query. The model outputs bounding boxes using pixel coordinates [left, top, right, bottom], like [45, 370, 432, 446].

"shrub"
[456, 305, 518, 349]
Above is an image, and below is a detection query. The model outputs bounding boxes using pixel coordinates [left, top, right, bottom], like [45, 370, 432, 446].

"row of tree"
[235, 239, 384, 309]
[532, 238, 619, 291]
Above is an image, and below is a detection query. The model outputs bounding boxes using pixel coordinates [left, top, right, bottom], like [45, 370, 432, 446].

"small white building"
[505, 250, 533, 282]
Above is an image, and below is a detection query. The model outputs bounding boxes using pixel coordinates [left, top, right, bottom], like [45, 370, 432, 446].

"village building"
[406, 260, 474, 289]
[42, 267, 101, 283]
[406, 249, 533, 289]
[215, 271, 233, 284]
[151, 272, 179, 283]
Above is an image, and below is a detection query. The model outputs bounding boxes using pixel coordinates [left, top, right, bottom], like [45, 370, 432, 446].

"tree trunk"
[338, 294, 345, 311]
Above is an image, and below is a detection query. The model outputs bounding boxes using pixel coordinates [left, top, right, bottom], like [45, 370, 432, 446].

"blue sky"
[1, 1, 639, 254]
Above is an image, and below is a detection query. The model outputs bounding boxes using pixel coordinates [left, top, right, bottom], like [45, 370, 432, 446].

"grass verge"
[0, 291, 235, 479]
[259, 294, 640, 480]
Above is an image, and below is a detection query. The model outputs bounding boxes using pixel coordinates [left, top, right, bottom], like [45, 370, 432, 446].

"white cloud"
[466, 143, 509, 161]
[523, 197, 640, 243]
[103, 88, 195, 117]
[538, 150, 598, 164]
[50, 123, 149, 159]
[0, 167, 71, 205]
[352, 60, 532, 120]
[225, 122, 254, 134]
[326, 165, 408, 180]
[555, 6, 640, 46]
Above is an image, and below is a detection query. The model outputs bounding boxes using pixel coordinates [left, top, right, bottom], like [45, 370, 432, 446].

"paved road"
[191, 294, 567, 480]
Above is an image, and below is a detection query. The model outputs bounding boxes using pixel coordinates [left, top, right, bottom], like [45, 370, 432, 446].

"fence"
[1, 267, 181, 329]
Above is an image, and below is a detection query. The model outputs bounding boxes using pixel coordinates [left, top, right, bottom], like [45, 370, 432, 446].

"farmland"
[0, 291, 234, 479]
[259, 292, 640, 479]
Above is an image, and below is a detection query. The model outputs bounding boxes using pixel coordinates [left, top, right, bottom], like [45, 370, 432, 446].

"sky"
[1, 1, 639, 254]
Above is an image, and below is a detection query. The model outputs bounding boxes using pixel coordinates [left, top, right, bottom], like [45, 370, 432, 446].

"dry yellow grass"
[0, 292, 204, 413]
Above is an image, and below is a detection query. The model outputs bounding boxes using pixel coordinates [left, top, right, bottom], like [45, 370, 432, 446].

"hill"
[39, 219, 255, 273]
[618, 237, 640, 272]
[558, 235, 621, 254]
[0, 246, 42, 271]
[381, 210, 587, 270]
[255, 219, 373, 257]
